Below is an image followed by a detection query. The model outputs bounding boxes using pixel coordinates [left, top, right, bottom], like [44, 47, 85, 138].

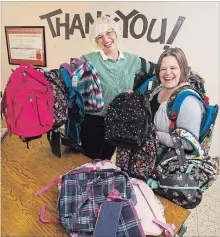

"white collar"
[99, 50, 125, 61]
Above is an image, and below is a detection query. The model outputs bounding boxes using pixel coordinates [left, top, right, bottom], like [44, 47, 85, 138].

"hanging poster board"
[5, 26, 47, 67]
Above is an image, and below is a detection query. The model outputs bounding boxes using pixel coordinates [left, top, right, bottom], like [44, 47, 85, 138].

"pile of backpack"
[1, 60, 104, 157]
[2, 58, 219, 211]
[35, 160, 175, 237]
[104, 57, 219, 209]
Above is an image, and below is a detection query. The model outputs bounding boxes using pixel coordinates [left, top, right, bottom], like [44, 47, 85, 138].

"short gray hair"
[89, 15, 121, 49]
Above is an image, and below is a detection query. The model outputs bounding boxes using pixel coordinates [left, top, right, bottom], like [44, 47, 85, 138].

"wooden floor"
[1, 120, 190, 237]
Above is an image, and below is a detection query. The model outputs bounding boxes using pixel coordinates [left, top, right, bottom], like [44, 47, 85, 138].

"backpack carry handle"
[70, 58, 83, 67]
[60, 63, 75, 77]
[172, 128, 204, 158]
[34, 177, 61, 196]
[107, 189, 123, 201]
[170, 133, 186, 172]
[69, 167, 120, 176]
[139, 57, 155, 76]
[21, 67, 52, 87]
[40, 205, 60, 224]
[152, 219, 174, 237]
[19, 63, 34, 68]
[34, 167, 99, 196]
[92, 159, 113, 165]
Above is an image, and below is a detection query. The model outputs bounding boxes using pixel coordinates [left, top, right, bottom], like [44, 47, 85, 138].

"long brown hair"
[155, 47, 189, 84]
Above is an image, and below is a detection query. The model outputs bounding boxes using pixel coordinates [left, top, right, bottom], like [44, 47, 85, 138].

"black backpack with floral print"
[155, 130, 204, 209]
[43, 69, 68, 129]
[105, 92, 158, 180]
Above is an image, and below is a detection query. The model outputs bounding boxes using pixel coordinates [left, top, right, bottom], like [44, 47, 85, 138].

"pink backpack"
[130, 178, 174, 236]
[1, 63, 54, 141]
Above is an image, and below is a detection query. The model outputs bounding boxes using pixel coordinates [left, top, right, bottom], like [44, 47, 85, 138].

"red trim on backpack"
[170, 111, 177, 121]
[204, 96, 209, 105]
[169, 111, 177, 132]
[169, 121, 175, 132]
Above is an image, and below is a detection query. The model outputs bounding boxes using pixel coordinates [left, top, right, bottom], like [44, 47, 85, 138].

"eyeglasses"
[95, 29, 115, 42]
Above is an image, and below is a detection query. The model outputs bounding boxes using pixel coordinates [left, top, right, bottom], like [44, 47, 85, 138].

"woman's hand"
[125, 89, 133, 94]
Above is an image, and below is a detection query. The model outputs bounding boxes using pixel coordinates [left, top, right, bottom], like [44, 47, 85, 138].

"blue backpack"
[166, 85, 218, 153]
[135, 70, 218, 153]
[47, 65, 85, 158]
[138, 76, 157, 95]
[155, 89, 219, 198]
[59, 64, 85, 151]
[133, 57, 156, 96]
[134, 65, 207, 99]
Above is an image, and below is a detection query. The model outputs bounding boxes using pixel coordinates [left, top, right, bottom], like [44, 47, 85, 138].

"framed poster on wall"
[5, 26, 47, 67]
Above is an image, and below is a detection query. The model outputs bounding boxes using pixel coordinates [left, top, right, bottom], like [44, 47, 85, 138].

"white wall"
[1, 1, 219, 156]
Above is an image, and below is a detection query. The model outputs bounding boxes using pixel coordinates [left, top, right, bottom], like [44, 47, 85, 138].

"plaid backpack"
[35, 168, 147, 237]
[72, 160, 175, 236]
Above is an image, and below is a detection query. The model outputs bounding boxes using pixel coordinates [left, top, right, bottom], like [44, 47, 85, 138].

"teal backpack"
[135, 72, 218, 153]
[166, 85, 218, 153]
[155, 87, 219, 194]
[137, 77, 219, 192]
[59, 65, 85, 151]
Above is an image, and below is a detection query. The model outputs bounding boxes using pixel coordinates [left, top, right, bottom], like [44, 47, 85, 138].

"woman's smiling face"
[159, 55, 181, 89]
[95, 28, 118, 55]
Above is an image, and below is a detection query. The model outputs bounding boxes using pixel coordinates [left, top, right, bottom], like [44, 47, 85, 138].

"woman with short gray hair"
[80, 15, 153, 160]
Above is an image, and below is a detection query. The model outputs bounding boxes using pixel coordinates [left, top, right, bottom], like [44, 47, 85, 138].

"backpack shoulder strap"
[140, 57, 147, 73]
[167, 86, 206, 132]
[139, 57, 155, 75]
[60, 68, 72, 88]
[1, 90, 7, 119]
[200, 104, 218, 139]
[148, 61, 156, 75]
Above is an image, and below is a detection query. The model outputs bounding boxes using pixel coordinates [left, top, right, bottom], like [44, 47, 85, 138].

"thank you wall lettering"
[39, 9, 186, 49]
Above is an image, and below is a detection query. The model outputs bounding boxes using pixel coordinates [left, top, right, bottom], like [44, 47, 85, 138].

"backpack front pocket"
[13, 93, 37, 127]
[13, 92, 50, 136]
[36, 94, 49, 126]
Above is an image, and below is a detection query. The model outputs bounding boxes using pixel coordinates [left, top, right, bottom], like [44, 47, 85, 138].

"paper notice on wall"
[9, 33, 43, 60]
